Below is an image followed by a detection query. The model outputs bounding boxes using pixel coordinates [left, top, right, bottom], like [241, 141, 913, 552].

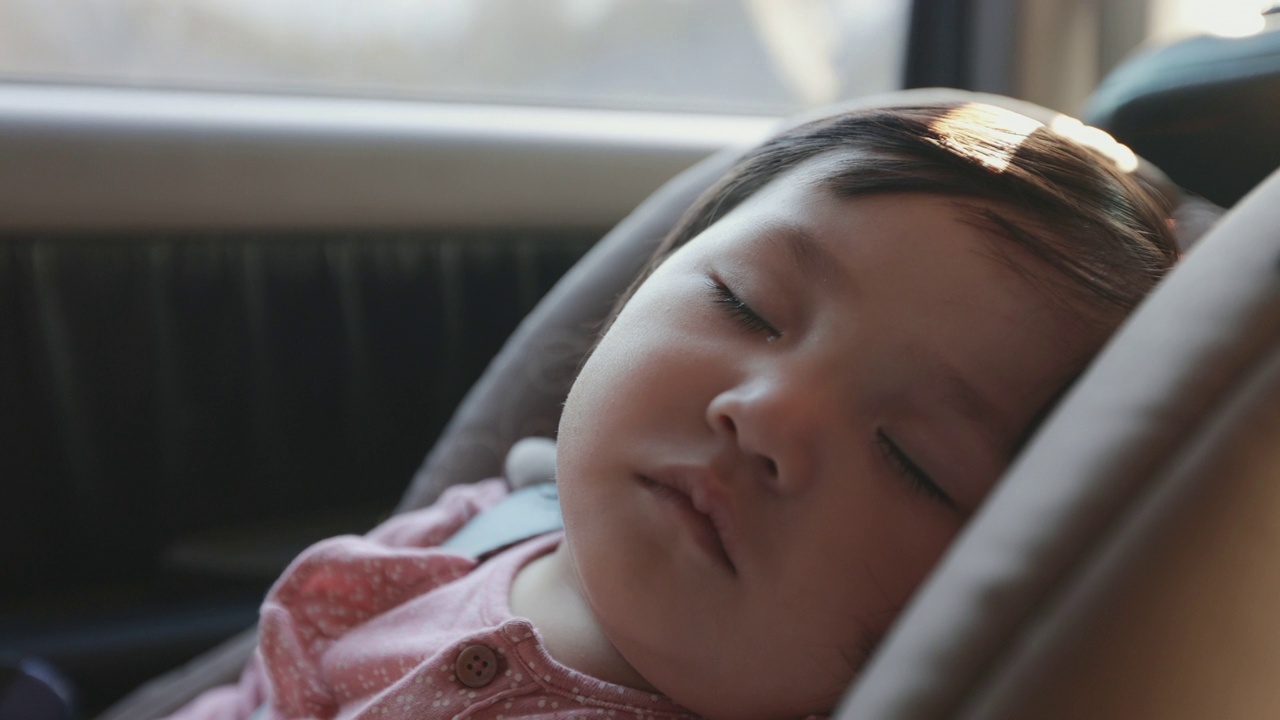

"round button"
[455, 644, 499, 688]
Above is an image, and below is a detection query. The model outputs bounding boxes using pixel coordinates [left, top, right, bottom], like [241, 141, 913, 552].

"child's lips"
[639, 466, 738, 573]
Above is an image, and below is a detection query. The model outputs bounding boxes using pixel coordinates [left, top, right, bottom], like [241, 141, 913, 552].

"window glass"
[0, 0, 910, 115]
[1147, 0, 1277, 40]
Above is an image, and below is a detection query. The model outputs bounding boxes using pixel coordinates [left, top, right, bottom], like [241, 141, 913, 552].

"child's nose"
[706, 374, 823, 495]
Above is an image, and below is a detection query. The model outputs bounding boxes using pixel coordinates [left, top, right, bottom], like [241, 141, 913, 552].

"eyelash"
[708, 280, 779, 337]
[875, 430, 958, 511]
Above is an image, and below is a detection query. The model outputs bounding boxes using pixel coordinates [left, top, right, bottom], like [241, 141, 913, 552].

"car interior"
[3, 2, 1280, 719]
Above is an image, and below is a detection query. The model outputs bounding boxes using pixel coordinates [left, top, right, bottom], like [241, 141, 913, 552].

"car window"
[0, 0, 911, 115]
[1149, 0, 1278, 40]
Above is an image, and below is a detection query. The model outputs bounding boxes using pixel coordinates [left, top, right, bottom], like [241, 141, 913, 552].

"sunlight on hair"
[1049, 115, 1140, 173]
[927, 103, 1141, 176]
[927, 103, 1043, 172]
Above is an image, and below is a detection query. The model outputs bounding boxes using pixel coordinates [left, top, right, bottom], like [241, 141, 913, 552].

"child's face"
[556, 155, 1104, 719]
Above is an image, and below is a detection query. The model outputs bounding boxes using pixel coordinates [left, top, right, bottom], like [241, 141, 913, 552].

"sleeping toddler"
[164, 101, 1180, 720]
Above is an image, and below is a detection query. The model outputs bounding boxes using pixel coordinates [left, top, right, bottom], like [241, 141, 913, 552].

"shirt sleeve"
[159, 479, 510, 720]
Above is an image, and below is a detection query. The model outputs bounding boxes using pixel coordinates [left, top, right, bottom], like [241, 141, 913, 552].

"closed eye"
[707, 279, 780, 338]
[875, 430, 959, 512]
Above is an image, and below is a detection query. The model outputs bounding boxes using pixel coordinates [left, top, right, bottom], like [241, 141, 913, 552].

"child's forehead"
[701, 155, 1107, 332]
[732, 152, 1011, 238]
[746, 151, 1049, 257]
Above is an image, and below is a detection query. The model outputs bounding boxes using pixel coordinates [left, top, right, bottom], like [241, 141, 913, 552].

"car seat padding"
[838, 168, 1280, 718]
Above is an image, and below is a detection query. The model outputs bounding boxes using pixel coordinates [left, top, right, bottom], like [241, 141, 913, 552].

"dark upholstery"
[0, 230, 597, 715]
[1085, 23, 1280, 207]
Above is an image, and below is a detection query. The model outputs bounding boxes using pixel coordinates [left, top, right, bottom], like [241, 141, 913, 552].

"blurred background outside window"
[0, 0, 911, 115]
[0, 0, 1273, 116]
[1150, 0, 1280, 40]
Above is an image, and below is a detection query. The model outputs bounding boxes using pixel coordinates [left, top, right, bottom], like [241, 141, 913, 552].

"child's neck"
[509, 541, 657, 694]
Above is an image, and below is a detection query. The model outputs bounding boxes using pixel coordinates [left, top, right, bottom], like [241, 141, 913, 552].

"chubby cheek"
[555, 279, 705, 545]
[560, 287, 718, 459]
[750, 475, 964, 685]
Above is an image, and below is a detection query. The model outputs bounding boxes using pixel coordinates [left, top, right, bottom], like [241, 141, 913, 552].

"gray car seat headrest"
[838, 166, 1280, 718]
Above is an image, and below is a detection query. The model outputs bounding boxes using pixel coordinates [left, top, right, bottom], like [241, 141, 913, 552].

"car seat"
[98, 26, 1280, 720]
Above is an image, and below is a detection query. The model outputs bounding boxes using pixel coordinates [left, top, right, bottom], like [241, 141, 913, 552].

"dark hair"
[609, 102, 1178, 332]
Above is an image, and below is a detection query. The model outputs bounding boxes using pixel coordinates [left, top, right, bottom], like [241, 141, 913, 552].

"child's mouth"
[639, 472, 737, 574]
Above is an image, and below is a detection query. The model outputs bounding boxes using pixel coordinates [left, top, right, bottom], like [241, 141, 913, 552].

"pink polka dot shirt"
[162, 480, 701, 720]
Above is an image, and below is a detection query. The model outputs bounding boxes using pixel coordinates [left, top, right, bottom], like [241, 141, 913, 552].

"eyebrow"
[927, 352, 1014, 462]
[760, 222, 855, 291]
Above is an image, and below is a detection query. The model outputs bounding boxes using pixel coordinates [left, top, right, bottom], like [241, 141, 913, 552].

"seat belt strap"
[440, 483, 564, 559]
